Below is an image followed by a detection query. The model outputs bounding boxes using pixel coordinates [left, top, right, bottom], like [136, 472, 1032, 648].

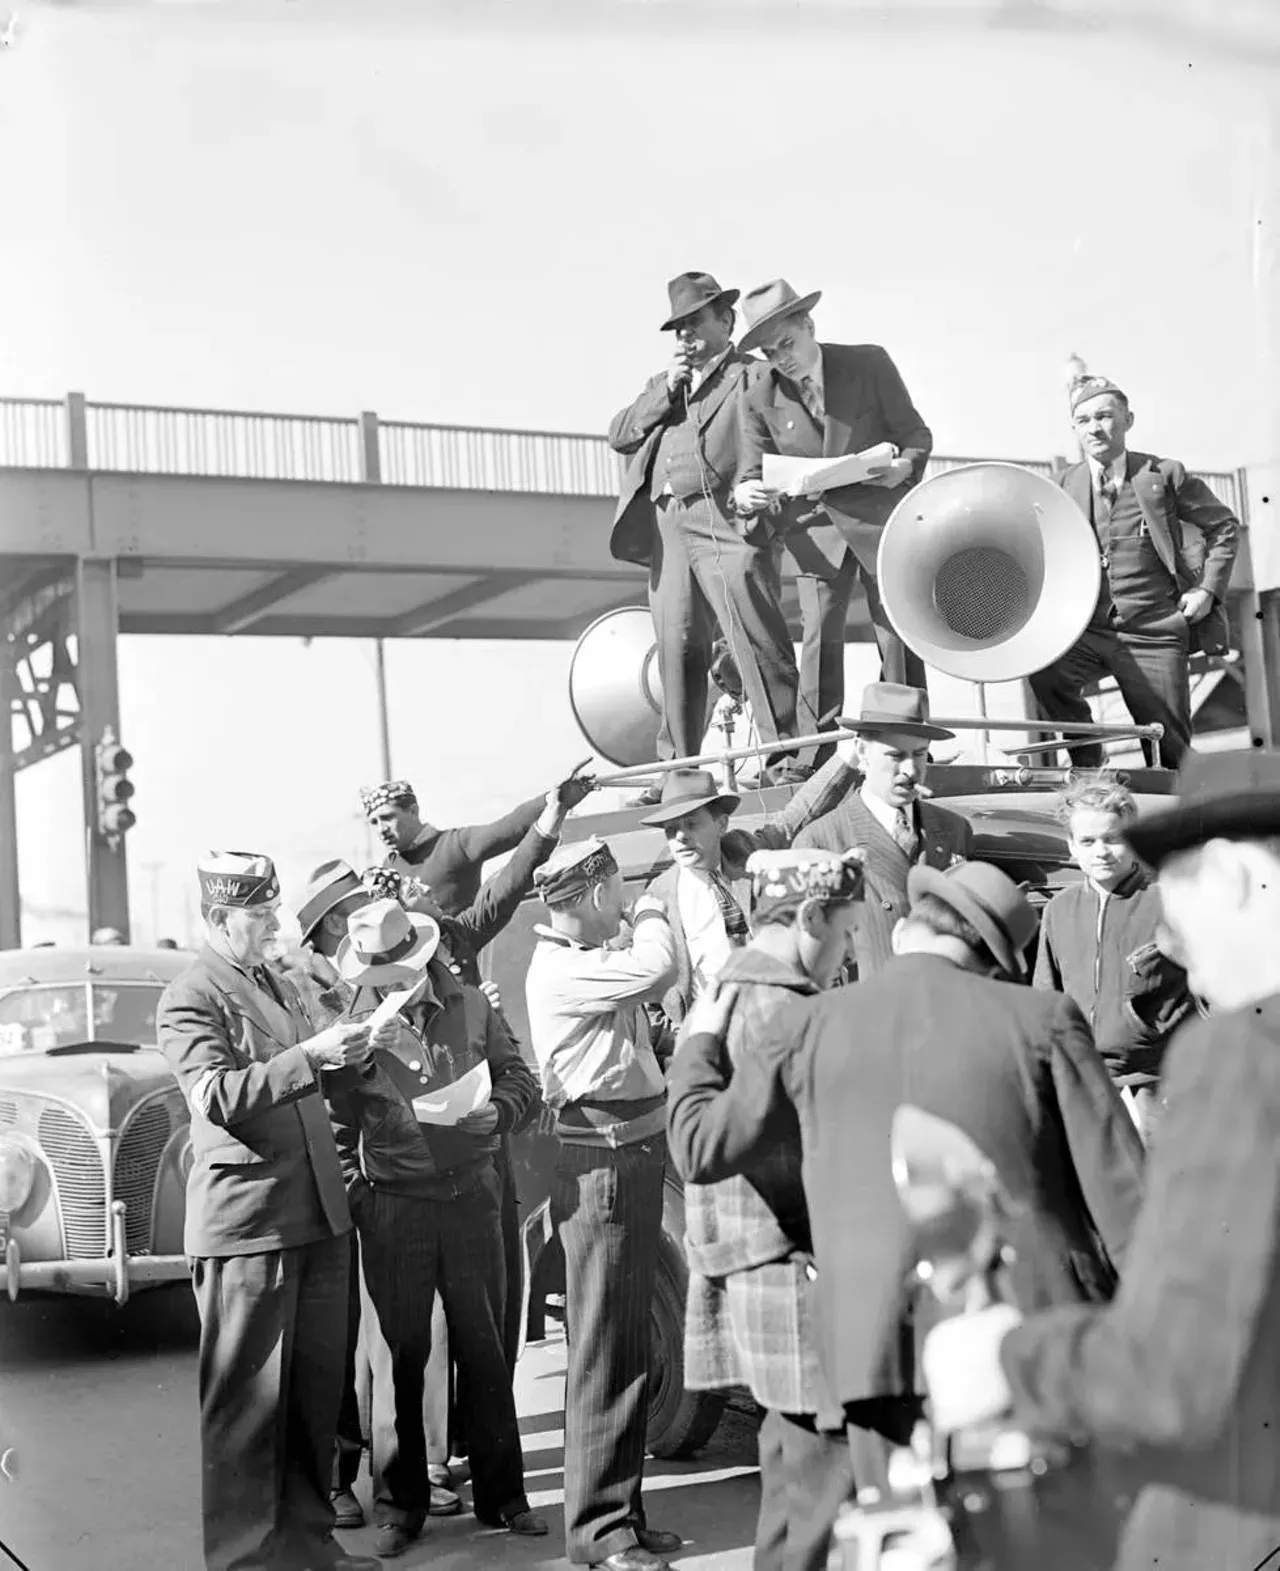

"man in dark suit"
[670, 860, 1144, 1526]
[733, 280, 934, 764]
[608, 272, 803, 796]
[1029, 372, 1239, 770]
[793, 682, 973, 978]
[923, 750, 1280, 1571]
[157, 852, 380, 1571]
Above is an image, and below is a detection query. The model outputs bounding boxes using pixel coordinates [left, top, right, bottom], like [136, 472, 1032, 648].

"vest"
[1091, 478, 1178, 630]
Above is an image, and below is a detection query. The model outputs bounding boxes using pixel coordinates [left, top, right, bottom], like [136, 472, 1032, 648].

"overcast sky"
[1, 0, 1274, 942]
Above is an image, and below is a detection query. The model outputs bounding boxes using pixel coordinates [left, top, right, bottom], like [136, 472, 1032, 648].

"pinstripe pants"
[553, 1136, 666, 1564]
[357, 1171, 528, 1529]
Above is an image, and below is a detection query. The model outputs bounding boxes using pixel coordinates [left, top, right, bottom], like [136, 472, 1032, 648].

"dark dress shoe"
[329, 1488, 364, 1529]
[477, 1506, 550, 1536]
[373, 1520, 424, 1559]
[589, 1550, 671, 1571]
[635, 1526, 684, 1554]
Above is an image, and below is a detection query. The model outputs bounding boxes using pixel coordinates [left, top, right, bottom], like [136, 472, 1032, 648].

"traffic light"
[95, 728, 136, 839]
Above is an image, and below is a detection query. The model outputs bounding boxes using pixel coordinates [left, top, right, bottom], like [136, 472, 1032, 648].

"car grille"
[114, 1103, 171, 1255]
[0, 1100, 16, 1127]
[37, 1107, 108, 1258]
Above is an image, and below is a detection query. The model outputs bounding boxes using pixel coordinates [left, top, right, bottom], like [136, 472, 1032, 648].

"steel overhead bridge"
[0, 392, 1254, 947]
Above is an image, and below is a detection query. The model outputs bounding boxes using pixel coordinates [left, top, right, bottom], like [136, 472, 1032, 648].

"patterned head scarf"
[359, 780, 417, 818]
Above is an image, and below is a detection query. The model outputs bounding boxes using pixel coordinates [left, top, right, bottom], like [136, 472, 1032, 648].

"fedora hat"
[296, 859, 365, 943]
[336, 897, 441, 987]
[640, 768, 740, 827]
[1124, 749, 1280, 870]
[660, 272, 740, 332]
[907, 861, 1039, 977]
[840, 682, 955, 742]
[738, 278, 823, 353]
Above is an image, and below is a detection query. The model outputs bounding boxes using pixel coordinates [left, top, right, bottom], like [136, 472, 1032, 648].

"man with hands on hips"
[920, 750, 1280, 1571]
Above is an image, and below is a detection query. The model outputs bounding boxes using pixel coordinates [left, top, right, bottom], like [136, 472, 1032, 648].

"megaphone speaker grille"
[933, 547, 1032, 642]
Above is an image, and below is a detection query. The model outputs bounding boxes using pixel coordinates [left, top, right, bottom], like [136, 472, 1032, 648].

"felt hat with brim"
[296, 859, 365, 942]
[660, 272, 740, 332]
[738, 278, 823, 353]
[840, 682, 954, 743]
[907, 860, 1039, 977]
[640, 768, 740, 827]
[1124, 750, 1280, 870]
[337, 897, 440, 987]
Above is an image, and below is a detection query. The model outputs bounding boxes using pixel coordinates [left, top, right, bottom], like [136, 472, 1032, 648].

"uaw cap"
[198, 852, 280, 909]
[661, 272, 740, 332]
[738, 278, 823, 353]
[359, 779, 417, 817]
[296, 859, 366, 942]
[907, 860, 1038, 977]
[747, 847, 866, 923]
[841, 682, 954, 742]
[1124, 750, 1280, 870]
[533, 837, 619, 908]
[1069, 373, 1128, 413]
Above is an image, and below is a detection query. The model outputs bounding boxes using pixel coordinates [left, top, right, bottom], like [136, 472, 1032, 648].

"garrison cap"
[1069, 374, 1128, 413]
[198, 852, 280, 910]
[747, 847, 866, 923]
[533, 838, 619, 908]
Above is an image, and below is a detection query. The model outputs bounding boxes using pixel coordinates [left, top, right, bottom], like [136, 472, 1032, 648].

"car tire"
[645, 1236, 727, 1460]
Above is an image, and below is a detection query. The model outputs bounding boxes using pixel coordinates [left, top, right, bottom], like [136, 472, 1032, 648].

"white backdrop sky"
[1, 1, 1273, 942]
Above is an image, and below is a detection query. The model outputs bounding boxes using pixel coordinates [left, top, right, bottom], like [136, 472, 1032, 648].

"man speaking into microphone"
[607, 272, 803, 802]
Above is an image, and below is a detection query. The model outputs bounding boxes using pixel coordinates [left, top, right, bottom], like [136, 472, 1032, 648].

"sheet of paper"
[412, 1058, 492, 1127]
[762, 442, 897, 498]
[365, 976, 428, 1034]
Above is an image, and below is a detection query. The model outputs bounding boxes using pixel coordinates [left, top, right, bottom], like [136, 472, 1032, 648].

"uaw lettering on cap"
[197, 852, 280, 908]
[746, 847, 865, 922]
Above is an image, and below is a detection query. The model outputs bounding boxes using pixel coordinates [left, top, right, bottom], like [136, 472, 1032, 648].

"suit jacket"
[607, 348, 760, 567]
[1058, 450, 1239, 655]
[646, 753, 858, 1023]
[794, 791, 974, 978]
[736, 343, 933, 572]
[668, 951, 1145, 1411]
[157, 945, 350, 1258]
[1001, 995, 1280, 1571]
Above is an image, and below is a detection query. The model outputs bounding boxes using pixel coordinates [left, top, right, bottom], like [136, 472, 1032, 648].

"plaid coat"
[668, 945, 835, 1419]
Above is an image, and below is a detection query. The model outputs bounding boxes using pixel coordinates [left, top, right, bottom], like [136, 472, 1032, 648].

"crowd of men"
[608, 270, 1241, 782]
[148, 649, 1280, 1571]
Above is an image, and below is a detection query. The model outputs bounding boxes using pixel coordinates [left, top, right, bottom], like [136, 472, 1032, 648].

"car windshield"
[0, 983, 165, 1055]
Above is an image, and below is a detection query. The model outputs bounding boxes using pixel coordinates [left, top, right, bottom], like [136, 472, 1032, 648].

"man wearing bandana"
[360, 765, 594, 916]
[157, 852, 380, 1571]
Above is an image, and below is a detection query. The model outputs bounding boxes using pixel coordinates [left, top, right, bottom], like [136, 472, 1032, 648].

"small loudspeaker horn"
[877, 462, 1101, 684]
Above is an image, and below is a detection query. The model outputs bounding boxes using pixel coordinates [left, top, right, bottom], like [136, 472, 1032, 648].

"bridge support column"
[77, 560, 130, 940]
[0, 656, 19, 949]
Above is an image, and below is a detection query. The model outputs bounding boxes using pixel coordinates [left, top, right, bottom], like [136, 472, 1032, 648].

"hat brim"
[660, 287, 741, 332]
[838, 713, 955, 743]
[336, 912, 441, 986]
[907, 865, 1024, 976]
[641, 791, 741, 827]
[1124, 794, 1280, 870]
[738, 290, 823, 353]
[297, 878, 365, 943]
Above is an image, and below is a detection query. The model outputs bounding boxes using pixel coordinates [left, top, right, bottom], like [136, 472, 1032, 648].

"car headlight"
[0, 1138, 36, 1213]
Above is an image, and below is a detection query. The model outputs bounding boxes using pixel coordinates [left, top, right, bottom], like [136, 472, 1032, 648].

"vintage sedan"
[0, 945, 194, 1303]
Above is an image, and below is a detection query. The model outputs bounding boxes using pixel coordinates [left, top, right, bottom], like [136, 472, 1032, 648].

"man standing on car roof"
[157, 852, 379, 1571]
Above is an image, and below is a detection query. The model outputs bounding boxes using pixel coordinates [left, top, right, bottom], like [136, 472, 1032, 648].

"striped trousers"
[553, 1136, 666, 1564]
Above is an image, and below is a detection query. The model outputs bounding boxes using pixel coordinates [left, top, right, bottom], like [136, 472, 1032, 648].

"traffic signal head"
[95, 731, 136, 838]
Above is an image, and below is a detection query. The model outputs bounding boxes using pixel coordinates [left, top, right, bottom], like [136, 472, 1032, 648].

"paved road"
[0, 1289, 760, 1571]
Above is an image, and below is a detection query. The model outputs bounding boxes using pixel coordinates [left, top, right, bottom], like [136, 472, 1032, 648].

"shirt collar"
[691, 346, 732, 391]
[860, 784, 913, 833]
[1088, 451, 1127, 488]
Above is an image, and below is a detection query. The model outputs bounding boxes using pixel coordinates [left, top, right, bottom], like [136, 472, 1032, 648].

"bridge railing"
[0, 393, 1243, 518]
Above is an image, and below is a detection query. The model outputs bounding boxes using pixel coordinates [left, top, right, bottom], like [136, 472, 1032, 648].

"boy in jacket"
[1034, 773, 1195, 1140]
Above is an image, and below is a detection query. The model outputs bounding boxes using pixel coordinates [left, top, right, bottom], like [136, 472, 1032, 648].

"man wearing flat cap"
[525, 839, 683, 1571]
[157, 853, 380, 1571]
[732, 281, 934, 767]
[608, 272, 803, 799]
[667, 848, 866, 1571]
[672, 858, 1143, 1544]
[923, 750, 1280, 1571]
[1029, 370, 1239, 770]
[794, 683, 972, 978]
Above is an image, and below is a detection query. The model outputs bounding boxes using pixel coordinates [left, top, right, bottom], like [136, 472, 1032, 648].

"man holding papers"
[325, 898, 546, 1558]
[733, 280, 934, 766]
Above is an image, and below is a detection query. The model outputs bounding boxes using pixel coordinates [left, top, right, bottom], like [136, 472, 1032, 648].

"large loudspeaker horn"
[569, 608, 666, 767]
[877, 462, 1101, 683]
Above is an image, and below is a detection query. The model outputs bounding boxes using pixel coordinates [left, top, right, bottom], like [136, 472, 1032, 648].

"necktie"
[891, 810, 918, 859]
[799, 375, 823, 423]
[253, 966, 283, 1007]
[709, 872, 750, 945]
[1097, 469, 1117, 517]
